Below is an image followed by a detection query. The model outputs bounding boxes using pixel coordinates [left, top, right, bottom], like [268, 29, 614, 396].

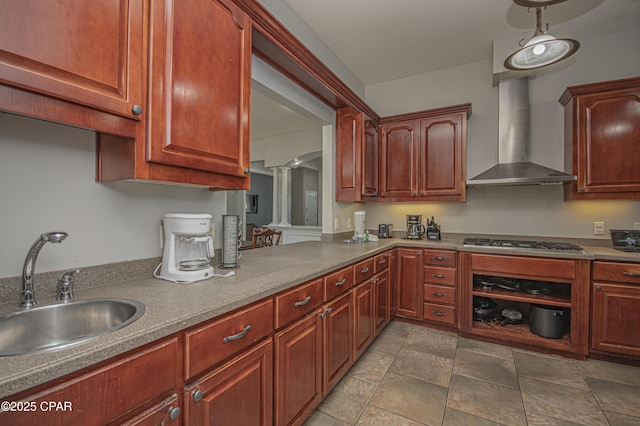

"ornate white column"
[270, 167, 279, 226]
[278, 166, 291, 226]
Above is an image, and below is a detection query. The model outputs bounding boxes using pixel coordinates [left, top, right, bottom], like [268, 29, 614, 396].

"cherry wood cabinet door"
[274, 309, 323, 426]
[591, 283, 640, 357]
[0, 0, 145, 119]
[395, 248, 423, 319]
[379, 120, 420, 197]
[374, 270, 391, 336]
[353, 281, 374, 359]
[419, 113, 465, 198]
[147, 0, 251, 179]
[185, 339, 273, 426]
[323, 291, 354, 395]
[363, 120, 379, 197]
[335, 107, 363, 201]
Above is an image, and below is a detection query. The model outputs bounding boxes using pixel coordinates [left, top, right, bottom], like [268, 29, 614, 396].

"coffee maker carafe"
[406, 214, 425, 240]
[158, 213, 214, 283]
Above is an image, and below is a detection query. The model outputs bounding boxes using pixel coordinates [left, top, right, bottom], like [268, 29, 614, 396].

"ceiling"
[284, 0, 640, 85]
[251, 89, 321, 140]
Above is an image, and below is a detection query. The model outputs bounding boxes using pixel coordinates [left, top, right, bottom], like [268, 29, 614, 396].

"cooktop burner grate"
[463, 238, 584, 252]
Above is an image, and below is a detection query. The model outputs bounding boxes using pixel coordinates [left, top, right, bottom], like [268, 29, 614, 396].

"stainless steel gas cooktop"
[463, 238, 584, 252]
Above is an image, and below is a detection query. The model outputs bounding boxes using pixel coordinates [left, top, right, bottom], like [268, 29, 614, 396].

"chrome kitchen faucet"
[20, 232, 68, 308]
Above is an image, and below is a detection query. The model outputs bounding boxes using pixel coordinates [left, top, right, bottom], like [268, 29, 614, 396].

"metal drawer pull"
[223, 325, 252, 343]
[379, 258, 387, 264]
[432, 273, 446, 279]
[431, 311, 446, 317]
[192, 389, 203, 402]
[622, 271, 640, 277]
[294, 296, 312, 307]
[433, 256, 448, 261]
[432, 292, 447, 297]
[596, 285, 602, 290]
[336, 278, 347, 287]
[361, 267, 370, 274]
[168, 406, 181, 420]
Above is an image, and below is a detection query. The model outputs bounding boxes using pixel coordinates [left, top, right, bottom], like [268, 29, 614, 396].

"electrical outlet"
[347, 218, 352, 229]
[634, 223, 640, 231]
[334, 218, 339, 230]
[593, 221, 605, 235]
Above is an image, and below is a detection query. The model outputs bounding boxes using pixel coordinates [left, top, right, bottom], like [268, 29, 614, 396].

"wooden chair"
[252, 226, 282, 248]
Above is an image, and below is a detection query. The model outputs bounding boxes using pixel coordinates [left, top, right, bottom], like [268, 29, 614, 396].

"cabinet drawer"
[424, 250, 456, 267]
[424, 266, 456, 286]
[355, 258, 375, 284]
[470, 254, 576, 280]
[185, 298, 274, 379]
[593, 261, 640, 284]
[324, 266, 354, 301]
[374, 252, 390, 273]
[423, 303, 456, 325]
[276, 278, 324, 328]
[424, 284, 456, 305]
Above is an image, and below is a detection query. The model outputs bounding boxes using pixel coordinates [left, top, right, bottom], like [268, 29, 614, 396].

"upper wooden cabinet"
[560, 77, 640, 200]
[379, 104, 470, 202]
[335, 107, 378, 201]
[0, 0, 145, 120]
[97, 0, 252, 188]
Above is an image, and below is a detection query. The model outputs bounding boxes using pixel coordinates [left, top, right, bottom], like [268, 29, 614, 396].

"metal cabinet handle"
[168, 406, 181, 420]
[361, 267, 370, 274]
[131, 104, 143, 115]
[244, 168, 250, 175]
[623, 271, 640, 277]
[319, 312, 325, 318]
[336, 278, 347, 287]
[431, 311, 446, 317]
[192, 389, 203, 402]
[294, 296, 312, 307]
[432, 292, 447, 297]
[432, 256, 448, 261]
[326, 307, 333, 314]
[432, 273, 446, 279]
[222, 325, 252, 343]
[596, 285, 602, 290]
[379, 258, 387, 264]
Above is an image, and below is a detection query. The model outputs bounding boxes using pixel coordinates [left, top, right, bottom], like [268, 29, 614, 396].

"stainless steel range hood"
[467, 77, 576, 187]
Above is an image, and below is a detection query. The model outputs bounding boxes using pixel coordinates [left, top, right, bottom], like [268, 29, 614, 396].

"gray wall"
[246, 173, 273, 228]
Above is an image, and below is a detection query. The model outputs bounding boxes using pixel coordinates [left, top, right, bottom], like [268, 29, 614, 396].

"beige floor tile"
[604, 410, 640, 426]
[586, 378, 640, 418]
[442, 407, 507, 426]
[526, 411, 590, 425]
[347, 349, 395, 384]
[453, 349, 518, 389]
[369, 371, 447, 425]
[318, 376, 377, 424]
[303, 410, 350, 426]
[577, 358, 640, 386]
[513, 350, 589, 389]
[456, 336, 514, 361]
[367, 330, 407, 356]
[519, 377, 608, 426]
[403, 326, 458, 359]
[381, 320, 415, 338]
[447, 373, 527, 426]
[389, 346, 453, 387]
[355, 405, 425, 425]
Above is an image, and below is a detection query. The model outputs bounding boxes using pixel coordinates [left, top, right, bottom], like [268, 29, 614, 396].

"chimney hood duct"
[467, 77, 576, 187]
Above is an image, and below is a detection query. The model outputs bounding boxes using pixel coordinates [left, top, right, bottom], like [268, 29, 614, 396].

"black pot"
[473, 297, 497, 321]
[529, 304, 567, 339]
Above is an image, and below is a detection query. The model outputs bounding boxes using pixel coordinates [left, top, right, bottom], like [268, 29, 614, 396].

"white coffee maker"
[158, 213, 214, 283]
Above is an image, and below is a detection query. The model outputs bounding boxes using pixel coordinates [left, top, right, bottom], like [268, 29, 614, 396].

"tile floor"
[304, 321, 640, 426]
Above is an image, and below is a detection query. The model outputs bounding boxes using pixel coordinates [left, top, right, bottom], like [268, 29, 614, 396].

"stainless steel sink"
[0, 298, 145, 356]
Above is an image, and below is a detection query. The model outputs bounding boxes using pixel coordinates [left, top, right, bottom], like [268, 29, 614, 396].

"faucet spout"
[20, 232, 68, 308]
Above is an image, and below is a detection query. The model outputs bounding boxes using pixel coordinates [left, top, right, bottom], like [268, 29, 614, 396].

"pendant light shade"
[504, 2, 580, 70]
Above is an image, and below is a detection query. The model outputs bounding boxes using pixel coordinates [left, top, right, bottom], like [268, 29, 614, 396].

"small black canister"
[529, 304, 567, 339]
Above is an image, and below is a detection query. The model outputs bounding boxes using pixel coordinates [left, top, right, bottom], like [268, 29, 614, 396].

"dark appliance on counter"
[378, 224, 394, 238]
[463, 238, 584, 253]
[530, 304, 567, 339]
[426, 216, 441, 241]
[610, 229, 640, 252]
[405, 215, 425, 240]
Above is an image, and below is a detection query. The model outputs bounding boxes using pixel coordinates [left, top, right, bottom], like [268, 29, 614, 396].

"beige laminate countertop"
[1, 238, 638, 398]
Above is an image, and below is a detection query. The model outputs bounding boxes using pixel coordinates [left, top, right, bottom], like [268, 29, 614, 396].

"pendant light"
[504, 0, 580, 70]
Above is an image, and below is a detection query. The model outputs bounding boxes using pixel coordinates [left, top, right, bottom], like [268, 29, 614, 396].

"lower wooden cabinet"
[353, 279, 375, 359]
[322, 291, 354, 395]
[0, 338, 180, 426]
[395, 248, 423, 319]
[274, 308, 323, 426]
[184, 338, 273, 426]
[374, 270, 391, 336]
[591, 261, 640, 358]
